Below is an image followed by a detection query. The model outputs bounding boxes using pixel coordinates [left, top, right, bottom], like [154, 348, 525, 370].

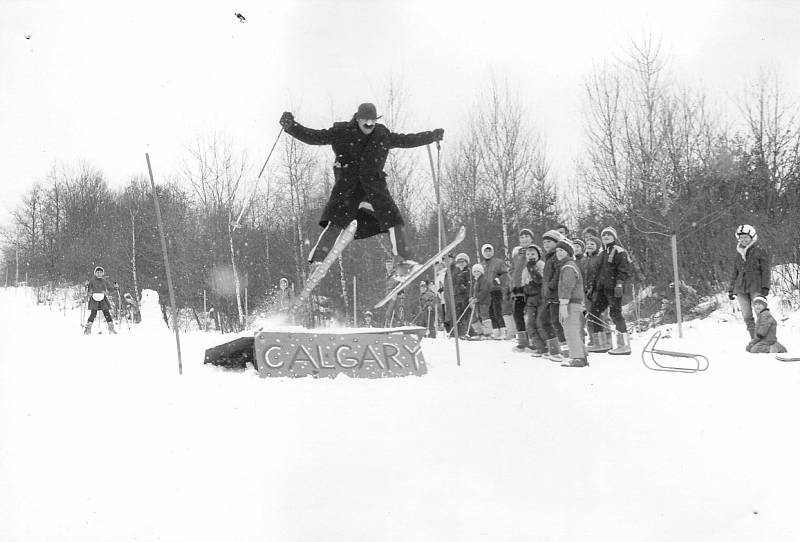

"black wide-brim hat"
[355, 102, 381, 121]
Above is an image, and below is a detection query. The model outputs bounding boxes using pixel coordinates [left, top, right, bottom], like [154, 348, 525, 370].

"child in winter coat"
[418, 280, 440, 338]
[481, 243, 509, 339]
[469, 263, 493, 339]
[728, 224, 771, 340]
[521, 244, 546, 355]
[538, 230, 566, 358]
[84, 266, 118, 335]
[556, 241, 587, 367]
[453, 253, 473, 338]
[746, 296, 787, 353]
[588, 227, 631, 355]
[510, 229, 535, 350]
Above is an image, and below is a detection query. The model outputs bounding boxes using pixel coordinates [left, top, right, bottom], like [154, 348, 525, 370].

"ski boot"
[83, 322, 92, 335]
[107, 321, 117, 335]
[391, 257, 421, 281]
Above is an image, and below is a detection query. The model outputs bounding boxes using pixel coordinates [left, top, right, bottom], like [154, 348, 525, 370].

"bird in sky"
[235, 12, 246, 23]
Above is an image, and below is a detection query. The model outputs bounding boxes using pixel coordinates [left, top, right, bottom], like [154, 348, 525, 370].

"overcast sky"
[1, 0, 798, 224]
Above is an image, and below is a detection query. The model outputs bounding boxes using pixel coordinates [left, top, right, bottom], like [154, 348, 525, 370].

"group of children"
[421, 225, 633, 368]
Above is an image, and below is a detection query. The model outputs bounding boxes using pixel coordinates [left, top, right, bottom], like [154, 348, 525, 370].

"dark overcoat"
[284, 119, 438, 239]
[729, 242, 770, 297]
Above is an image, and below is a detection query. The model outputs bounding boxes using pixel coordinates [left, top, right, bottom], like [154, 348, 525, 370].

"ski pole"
[448, 302, 473, 337]
[231, 127, 284, 231]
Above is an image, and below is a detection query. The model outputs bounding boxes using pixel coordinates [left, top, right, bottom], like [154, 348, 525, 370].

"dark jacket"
[453, 266, 472, 303]
[583, 250, 604, 299]
[595, 241, 630, 290]
[482, 256, 509, 292]
[522, 259, 544, 308]
[509, 246, 529, 297]
[473, 274, 491, 306]
[284, 119, 439, 239]
[541, 249, 562, 304]
[729, 241, 770, 297]
[87, 277, 114, 311]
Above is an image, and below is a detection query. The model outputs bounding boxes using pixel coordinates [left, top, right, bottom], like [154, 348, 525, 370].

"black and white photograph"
[1, 0, 800, 540]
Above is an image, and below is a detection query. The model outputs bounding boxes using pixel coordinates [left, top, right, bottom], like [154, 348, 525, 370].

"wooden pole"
[145, 153, 183, 375]
[352, 275, 357, 326]
[245, 287, 249, 323]
[427, 144, 461, 366]
[671, 234, 683, 338]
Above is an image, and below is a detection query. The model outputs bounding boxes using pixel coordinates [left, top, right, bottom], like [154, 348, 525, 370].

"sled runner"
[776, 354, 800, 362]
[374, 226, 466, 309]
[641, 330, 709, 373]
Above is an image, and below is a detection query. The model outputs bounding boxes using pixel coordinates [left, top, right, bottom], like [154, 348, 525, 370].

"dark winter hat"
[542, 230, 562, 243]
[518, 228, 534, 239]
[525, 244, 542, 259]
[94, 266, 104, 273]
[736, 224, 756, 239]
[355, 102, 381, 120]
[582, 226, 600, 238]
[555, 240, 574, 257]
[601, 227, 618, 241]
[572, 238, 586, 250]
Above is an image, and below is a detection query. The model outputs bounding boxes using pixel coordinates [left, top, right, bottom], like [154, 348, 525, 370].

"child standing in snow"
[521, 244, 546, 355]
[556, 241, 588, 367]
[746, 296, 787, 353]
[470, 263, 492, 339]
[728, 224, 771, 340]
[84, 266, 117, 335]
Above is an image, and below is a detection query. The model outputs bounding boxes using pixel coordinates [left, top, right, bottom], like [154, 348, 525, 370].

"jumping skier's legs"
[308, 222, 343, 263]
[388, 224, 415, 262]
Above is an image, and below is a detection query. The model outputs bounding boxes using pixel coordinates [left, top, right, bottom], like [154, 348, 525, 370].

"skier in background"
[84, 266, 117, 335]
[279, 103, 444, 277]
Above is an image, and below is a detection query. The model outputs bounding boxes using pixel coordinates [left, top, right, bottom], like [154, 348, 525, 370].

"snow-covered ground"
[1, 286, 800, 542]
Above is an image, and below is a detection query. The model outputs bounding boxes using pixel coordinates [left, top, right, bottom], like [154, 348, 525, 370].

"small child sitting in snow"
[746, 296, 787, 353]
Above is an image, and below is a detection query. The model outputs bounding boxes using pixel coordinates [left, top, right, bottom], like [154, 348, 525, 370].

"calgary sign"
[254, 327, 428, 378]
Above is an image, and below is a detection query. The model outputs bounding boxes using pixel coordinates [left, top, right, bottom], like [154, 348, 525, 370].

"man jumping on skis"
[279, 103, 444, 277]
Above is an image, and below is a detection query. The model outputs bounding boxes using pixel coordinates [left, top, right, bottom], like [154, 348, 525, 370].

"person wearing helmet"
[728, 224, 771, 340]
[83, 266, 118, 335]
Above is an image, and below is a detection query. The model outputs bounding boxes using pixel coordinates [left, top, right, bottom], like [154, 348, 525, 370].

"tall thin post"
[352, 276, 357, 326]
[145, 153, 183, 375]
[671, 234, 683, 338]
[245, 287, 249, 322]
[16, 248, 19, 285]
[427, 144, 461, 366]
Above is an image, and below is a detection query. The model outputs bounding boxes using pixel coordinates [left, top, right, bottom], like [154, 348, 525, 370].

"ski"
[776, 354, 800, 362]
[374, 226, 466, 309]
[289, 220, 358, 314]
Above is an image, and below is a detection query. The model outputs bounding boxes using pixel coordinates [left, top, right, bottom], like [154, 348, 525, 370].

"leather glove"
[614, 282, 624, 298]
[559, 304, 568, 324]
[432, 128, 444, 141]
[761, 288, 769, 297]
[728, 292, 736, 300]
[279, 112, 294, 129]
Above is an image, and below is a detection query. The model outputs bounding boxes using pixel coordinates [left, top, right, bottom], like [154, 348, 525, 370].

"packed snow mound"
[1, 285, 800, 542]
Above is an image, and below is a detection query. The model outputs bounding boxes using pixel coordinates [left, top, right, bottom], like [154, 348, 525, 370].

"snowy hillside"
[1, 286, 799, 542]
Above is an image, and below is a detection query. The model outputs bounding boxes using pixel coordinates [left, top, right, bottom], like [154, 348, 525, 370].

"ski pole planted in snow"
[145, 153, 183, 375]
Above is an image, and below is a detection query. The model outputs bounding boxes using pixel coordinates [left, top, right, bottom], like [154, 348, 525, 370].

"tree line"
[3, 40, 799, 327]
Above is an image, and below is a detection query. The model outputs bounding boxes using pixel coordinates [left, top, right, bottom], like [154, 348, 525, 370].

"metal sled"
[641, 330, 709, 373]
